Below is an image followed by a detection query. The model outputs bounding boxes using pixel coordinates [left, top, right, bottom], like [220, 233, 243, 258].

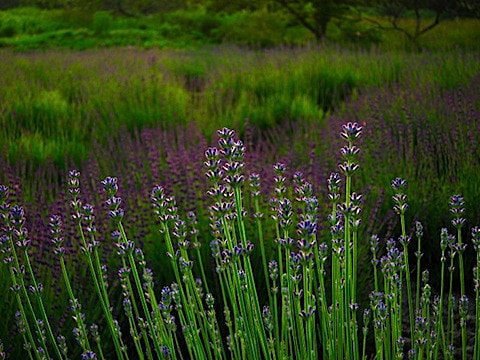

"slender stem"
[457, 228, 465, 297]
[8, 266, 42, 360]
[59, 256, 91, 352]
[435, 251, 446, 360]
[254, 197, 271, 307]
[121, 256, 152, 360]
[95, 337, 106, 360]
[415, 233, 422, 312]
[474, 251, 480, 360]
[362, 327, 367, 360]
[118, 223, 168, 359]
[76, 224, 124, 360]
[400, 214, 415, 347]
[195, 246, 210, 294]
[447, 255, 455, 347]
[458, 227, 467, 360]
[6, 234, 50, 359]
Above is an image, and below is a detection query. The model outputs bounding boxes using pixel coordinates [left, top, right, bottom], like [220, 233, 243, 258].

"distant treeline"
[2, 1, 479, 43]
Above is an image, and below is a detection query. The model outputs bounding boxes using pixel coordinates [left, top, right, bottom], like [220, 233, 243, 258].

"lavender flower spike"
[340, 122, 363, 142]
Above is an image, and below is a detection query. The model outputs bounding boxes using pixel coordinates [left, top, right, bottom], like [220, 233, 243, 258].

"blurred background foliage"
[0, 0, 478, 50]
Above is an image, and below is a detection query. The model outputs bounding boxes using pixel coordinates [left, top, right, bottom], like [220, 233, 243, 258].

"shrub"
[0, 20, 17, 37]
[332, 19, 383, 47]
[218, 10, 294, 47]
[91, 11, 113, 35]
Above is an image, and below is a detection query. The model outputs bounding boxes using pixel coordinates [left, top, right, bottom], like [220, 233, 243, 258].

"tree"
[270, 0, 352, 40]
[99, 0, 188, 16]
[203, 0, 266, 12]
[358, 0, 480, 46]
[1, 0, 20, 9]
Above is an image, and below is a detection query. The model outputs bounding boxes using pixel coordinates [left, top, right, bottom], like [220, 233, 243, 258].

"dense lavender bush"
[3, 69, 478, 299]
[1, 123, 479, 359]
[0, 46, 478, 164]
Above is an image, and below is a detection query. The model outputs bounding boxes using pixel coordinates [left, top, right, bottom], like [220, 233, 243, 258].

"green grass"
[1, 45, 478, 168]
[0, 7, 308, 50]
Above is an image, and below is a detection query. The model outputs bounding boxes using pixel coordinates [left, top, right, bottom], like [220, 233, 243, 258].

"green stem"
[457, 228, 465, 297]
[59, 257, 91, 352]
[8, 266, 42, 360]
[121, 256, 152, 360]
[400, 214, 415, 347]
[415, 233, 422, 312]
[254, 197, 271, 307]
[447, 256, 454, 347]
[23, 250, 64, 360]
[435, 252, 446, 360]
[474, 252, 480, 360]
[76, 224, 124, 360]
[118, 223, 169, 359]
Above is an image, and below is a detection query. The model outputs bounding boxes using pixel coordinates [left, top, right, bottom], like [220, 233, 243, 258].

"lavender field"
[0, 43, 480, 360]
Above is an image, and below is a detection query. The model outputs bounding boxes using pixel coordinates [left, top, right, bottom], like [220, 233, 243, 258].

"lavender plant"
[0, 122, 478, 360]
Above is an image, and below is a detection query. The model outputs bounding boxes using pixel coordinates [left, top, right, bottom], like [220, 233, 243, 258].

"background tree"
[269, 0, 353, 40]
[202, 0, 265, 12]
[359, 0, 480, 46]
[102, 0, 188, 16]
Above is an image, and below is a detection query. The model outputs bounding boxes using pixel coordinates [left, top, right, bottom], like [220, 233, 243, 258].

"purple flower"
[49, 215, 62, 231]
[415, 221, 424, 238]
[297, 219, 317, 237]
[449, 194, 465, 210]
[101, 177, 118, 196]
[391, 177, 407, 192]
[370, 235, 379, 252]
[391, 180, 408, 215]
[338, 162, 359, 175]
[205, 147, 220, 160]
[340, 145, 360, 158]
[472, 227, 480, 250]
[161, 346, 171, 357]
[277, 198, 292, 229]
[68, 170, 81, 197]
[350, 192, 363, 206]
[81, 351, 97, 360]
[450, 194, 466, 229]
[0, 185, 9, 203]
[9, 205, 25, 228]
[249, 173, 261, 197]
[340, 122, 362, 142]
[68, 169, 80, 178]
[273, 163, 286, 175]
[217, 127, 235, 139]
[293, 171, 304, 186]
[327, 172, 341, 201]
[268, 260, 278, 281]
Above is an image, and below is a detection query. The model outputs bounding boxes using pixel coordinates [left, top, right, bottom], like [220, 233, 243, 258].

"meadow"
[0, 6, 480, 360]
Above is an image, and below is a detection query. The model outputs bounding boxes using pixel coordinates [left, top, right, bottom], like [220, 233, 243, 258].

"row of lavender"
[2, 73, 478, 283]
[1, 122, 479, 360]
[0, 74, 478, 357]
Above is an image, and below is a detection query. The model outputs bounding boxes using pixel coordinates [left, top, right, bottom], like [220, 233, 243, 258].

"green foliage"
[219, 9, 304, 47]
[270, 0, 351, 39]
[91, 10, 112, 34]
[0, 6, 478, 50]
[330, 18, 383, 46]
[0, 17, 18, 37]
[0, 45, 478, 167]
[359, 0, 480, 47]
